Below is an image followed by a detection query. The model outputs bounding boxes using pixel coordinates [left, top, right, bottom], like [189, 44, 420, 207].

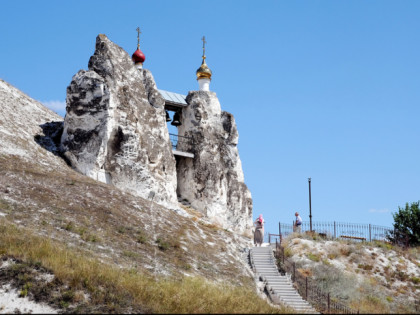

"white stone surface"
[198, 78, 210, 91]
[176, 91, 252, 233]
[61, 34, 178, 209]
[0, 284, 57, 314]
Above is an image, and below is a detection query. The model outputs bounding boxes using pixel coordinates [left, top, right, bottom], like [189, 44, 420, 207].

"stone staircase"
[249, 246, 318, 314]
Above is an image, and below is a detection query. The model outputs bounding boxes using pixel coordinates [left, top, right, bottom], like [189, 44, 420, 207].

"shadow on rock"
[34, 121, 65, 158]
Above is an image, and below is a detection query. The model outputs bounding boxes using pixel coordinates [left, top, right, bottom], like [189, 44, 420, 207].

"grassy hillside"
[279, 233, 420, 314]
[0, 79, 289, 313]
[0, 154, 293, 313]
[0, 220, 287, 314]
[2, 79, 418, 314]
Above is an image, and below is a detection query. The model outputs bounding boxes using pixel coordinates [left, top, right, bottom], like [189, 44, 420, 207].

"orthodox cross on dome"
[201, 36, 206, 61]
[132, 27, 145, 68]
[196, 35, 212, 90]
[136, 27, 141, 49]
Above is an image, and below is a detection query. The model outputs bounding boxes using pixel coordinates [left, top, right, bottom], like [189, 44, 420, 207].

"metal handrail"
[271, 221, 413, 313]
[169, 133, 194, 152]
[275, 244, 359, 314]
[268, 233, 281, 244]
[278, 221, 393, 243]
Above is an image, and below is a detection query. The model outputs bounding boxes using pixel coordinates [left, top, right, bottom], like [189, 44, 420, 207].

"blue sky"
[1, 1, 419, 236]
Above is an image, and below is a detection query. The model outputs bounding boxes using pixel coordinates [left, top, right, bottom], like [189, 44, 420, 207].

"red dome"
[132, 48, 146, 63]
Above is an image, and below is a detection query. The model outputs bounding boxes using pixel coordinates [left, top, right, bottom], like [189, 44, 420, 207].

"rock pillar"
[176, 91, 253, 232]
[61, 34, 178, 208]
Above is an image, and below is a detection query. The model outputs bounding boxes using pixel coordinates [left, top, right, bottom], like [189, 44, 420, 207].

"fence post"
[269, 234, 271, 244]
[305, 277, 308, 300]
[327, 292, 330, 313]
[279, 221, 281, 236]
[334, 221, 336, 239]
[275, 239, 278, 258]
[369, 224, 372, 242]
[282, 246, 285, 264]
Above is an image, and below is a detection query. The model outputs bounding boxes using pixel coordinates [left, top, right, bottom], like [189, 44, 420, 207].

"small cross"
[136, 27, 141, 49]
[201, 36, 206, 58]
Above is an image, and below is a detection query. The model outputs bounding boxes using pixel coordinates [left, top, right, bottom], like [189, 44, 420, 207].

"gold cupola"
[196, 36, 212, 81]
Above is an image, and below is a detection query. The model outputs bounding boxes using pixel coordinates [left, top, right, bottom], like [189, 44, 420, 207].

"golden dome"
[196, 59, 212, 80]
[196, 36, 212, 81]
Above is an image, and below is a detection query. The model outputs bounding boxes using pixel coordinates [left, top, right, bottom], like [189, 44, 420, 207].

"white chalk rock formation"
[176, 91, 253, 232]
[61, 34, 178, 208]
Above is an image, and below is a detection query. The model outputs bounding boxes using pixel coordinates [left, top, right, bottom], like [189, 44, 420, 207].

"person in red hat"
[253, 214, 265, 246]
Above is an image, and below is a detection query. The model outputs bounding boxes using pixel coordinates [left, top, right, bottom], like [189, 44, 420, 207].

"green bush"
[307, 253, 320, 262]
[388, 202, 420, 246]
[357, 264, 373, 271]
[156, 238, 170, 251]
[410, 277, 420, 284]
[136, 231, 147, 244]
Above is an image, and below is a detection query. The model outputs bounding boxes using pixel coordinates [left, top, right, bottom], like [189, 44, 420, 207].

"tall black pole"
[308, 177, 312, 232]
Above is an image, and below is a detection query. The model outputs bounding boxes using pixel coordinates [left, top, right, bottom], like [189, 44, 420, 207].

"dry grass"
[282, 234, 420, 314]
[0, 83, 288, 313]
[0, 219, 287, 314]
[0, 156, 257, 284]
[0, 153, 293, 312]
[180, 204, 204, 218]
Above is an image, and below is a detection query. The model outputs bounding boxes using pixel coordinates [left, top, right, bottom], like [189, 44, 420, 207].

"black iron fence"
[275, 240, 359, 314]
[278, 221, 392, 243]
[169, 133, 194, 152]
[267, 221, 413, 313]
[268, 233, 281, 244]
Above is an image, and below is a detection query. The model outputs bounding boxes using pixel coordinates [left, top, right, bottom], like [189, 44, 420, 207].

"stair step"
[274, 291, 300, 295]
[271, 288, 297, 292]
[249, 248, 319, 314]
[255, 265, 278, 271]
[255, 266, 277, 269]
[255, 267, 277, 269]
[267, 281, 293, 288]
[271, 290, 299, 294]
[282, 302, 308, 306]
[278, 295, 304, 300]
[281, 302, 311, 307]
[275, 294, 302, 299]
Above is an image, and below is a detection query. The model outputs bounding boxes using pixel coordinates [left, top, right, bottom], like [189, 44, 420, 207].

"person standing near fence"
[253, 214, 264, 246]
[293, 212, 302, 233]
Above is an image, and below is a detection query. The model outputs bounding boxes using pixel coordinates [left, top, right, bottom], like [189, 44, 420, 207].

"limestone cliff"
[61, 34, 178, 208]
[176, 91, 253, 232]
